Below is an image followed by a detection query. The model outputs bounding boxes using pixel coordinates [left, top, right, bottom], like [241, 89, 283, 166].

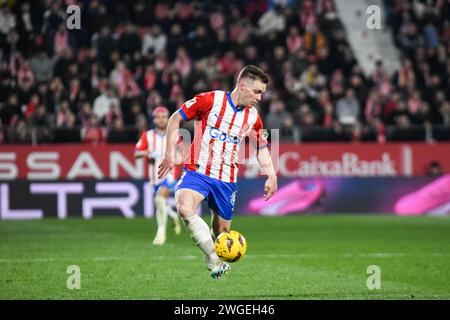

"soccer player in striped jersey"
[158, 65, 278, 278]
[135, 106, 182, 246]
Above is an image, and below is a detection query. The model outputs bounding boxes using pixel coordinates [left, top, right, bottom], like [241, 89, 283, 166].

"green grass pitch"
[1, 215, 449, 299]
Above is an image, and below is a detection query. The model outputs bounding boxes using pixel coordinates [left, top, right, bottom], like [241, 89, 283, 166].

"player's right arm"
[158, 111, 184, 180]
[158, 92, 213, 180]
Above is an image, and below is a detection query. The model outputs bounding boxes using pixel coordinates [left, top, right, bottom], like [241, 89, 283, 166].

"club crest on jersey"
[239, 123, 250, 136]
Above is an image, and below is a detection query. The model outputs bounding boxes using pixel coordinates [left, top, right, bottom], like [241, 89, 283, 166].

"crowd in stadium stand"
[0, 0, 449, 144]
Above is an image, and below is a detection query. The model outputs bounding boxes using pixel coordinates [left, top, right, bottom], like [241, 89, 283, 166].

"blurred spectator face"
[415, 47, 425, 61]
[430, 75, 441, 87]
[420, 103, 430, 114]
[170, 24, 182, 36]
[99, 4, 107, 15]
[51, 2, 60, 13]
[110, 104, 121, 116]
[299, 104, 311, 115]
[318, 47, 329, 59]
[324, 103, 333, 114]
[36, 104, 46, 116]
[135, 114, 147, 131]
[269, 100, 285, 113]
[289, 26, 299, 36]
[300, 88, 309, 98]
[397, 115, 410, 127]
[345, 89, 355, 99]
[350, 75, 362, 87]
[176, 47, 187, 58]
[296, 50, 307, 60]
[21, 2, 30, 12]
[69, 64, 79, 76]
[100, 26, 110, 37]
[274, 46, 286, 61]
[397, 100, 407, 111]
[131, 103, 141, 116]
[319, 90, 330, 102]
[152, 25, 162, 36]
[402, 59, 412, 68]
[245, 46, 257, 60]
[38, 83, 48, 96]
[419, 62, 430, 73]
[406, 23, 417, 36]
[411, 91, 421, 100]
[196, 25, 206, 37]
[65, 113, 76, 128]
[302, 112, 315, 125]
[126, 23, 135, 34]
[89, 115, 99, 127]
[282, 116, 294, 128]
[441, 102, 450, 114]
[8, 94, 18, 106]
[30, 94, 40, 105]
[81, 102, 92, 114]
[434, 91, 446, 104]
[113, 118, 124, 130]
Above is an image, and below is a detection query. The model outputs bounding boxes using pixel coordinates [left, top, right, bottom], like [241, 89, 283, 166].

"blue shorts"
[175, 169, 238, 220]
[154, 178, 177, 194]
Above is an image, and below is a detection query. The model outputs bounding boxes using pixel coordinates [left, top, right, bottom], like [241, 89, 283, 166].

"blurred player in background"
[158, 65, 278, 278]
[135, 106, 182, 246]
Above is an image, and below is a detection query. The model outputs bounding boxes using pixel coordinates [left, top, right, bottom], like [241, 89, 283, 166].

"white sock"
[166, 205, 179, 220]
[210, 228, 217, 241]
[154, 195, 167, 234]
[184, 215, 218, 259]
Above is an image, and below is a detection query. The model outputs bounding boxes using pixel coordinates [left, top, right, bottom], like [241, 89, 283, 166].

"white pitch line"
[0, 253, 449, 263]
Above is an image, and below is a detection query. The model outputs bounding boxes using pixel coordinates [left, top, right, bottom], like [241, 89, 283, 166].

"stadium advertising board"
[1, 143, 449, 180]
[1, 176, 449, 219]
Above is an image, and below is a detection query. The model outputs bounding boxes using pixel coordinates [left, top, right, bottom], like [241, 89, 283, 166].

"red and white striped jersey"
[135, 129, 175, 185]
[178, 90, 268, 183]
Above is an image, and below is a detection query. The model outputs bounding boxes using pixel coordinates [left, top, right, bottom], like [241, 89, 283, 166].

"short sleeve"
[178, 92, 214, 121]
[249, 114, 269, 150]
[135, 131, 148, 151]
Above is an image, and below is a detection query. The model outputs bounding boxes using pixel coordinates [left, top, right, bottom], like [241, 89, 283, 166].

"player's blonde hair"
[237, 65, 269, 84]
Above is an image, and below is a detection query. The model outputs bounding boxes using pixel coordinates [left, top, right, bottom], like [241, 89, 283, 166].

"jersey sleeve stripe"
[178, 108, 189, 121]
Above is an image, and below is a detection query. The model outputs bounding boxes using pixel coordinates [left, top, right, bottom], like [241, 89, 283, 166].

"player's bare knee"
[157, 187, 170, 198]
[176, 202, 194, 220]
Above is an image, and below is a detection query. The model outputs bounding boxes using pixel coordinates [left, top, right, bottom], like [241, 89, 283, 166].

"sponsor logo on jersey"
[209, 127, 240, 145]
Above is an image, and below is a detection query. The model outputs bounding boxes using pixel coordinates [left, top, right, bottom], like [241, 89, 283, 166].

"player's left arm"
[256, 146, 277, 201]
[251, 114, 277, 201]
